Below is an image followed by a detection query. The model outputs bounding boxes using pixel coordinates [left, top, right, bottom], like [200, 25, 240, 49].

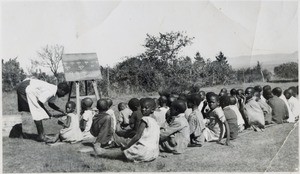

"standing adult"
[17, 78, 69, 141]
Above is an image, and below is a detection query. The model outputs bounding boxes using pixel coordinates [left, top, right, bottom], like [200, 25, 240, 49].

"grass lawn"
[2, 82, 299, 172]
[3, 123, 298, 172]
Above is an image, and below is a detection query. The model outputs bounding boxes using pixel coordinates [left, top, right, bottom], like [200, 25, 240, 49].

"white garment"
[25, 79, 58, 121]
[152, 106, 169, 127]
[82, 110, 95, 139]
[107, 109, 116, 131]
[124, 117, 160, 162]
[279, 95, 295, 123]
[229, 105, 245, 126]
[60, 113, 83, 143]
[288, 96, 300, 121]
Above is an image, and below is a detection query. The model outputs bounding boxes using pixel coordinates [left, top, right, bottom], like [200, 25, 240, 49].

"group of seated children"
[46, 85, 299, 162]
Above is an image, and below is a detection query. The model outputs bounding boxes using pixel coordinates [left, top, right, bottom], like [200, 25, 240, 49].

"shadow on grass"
[90, 150, 128, 162]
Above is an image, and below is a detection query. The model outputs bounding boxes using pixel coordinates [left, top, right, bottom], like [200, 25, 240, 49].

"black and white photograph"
[1, 0, 299, 172]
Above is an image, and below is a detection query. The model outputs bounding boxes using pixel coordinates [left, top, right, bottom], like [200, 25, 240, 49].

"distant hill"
[228, 51, 298, 72]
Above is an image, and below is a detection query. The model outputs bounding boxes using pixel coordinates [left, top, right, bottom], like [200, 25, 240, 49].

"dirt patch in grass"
[3, 123, 298, 172]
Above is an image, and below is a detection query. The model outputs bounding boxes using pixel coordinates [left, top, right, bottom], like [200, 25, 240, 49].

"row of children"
[46, 85, 299, 162]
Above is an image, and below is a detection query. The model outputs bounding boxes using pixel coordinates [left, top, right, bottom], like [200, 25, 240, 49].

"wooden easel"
[68, 80, 100, 115]
[62, 53, 102, 114]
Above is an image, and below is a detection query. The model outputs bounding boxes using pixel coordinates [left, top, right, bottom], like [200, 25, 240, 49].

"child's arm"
[121, 121, 146, 151]
[160, 120, 184, 141]
[218, 120, 232, 147]
[62, 116, 71, 128]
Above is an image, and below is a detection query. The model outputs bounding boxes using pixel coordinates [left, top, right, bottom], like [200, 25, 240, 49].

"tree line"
[2, 31, 298, 94]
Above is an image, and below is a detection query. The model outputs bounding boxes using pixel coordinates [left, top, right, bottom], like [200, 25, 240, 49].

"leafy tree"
[35, 44, 64, 83]
[274, 62, 298, 79]
[2, 58, 26, 92]
[204, 52, 234, 85]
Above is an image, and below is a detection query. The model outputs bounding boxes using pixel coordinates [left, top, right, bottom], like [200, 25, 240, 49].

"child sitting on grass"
[121, 98, 160, 162]
[47, 101, 83, 144]
[117, 102, 132, 129]
[220, 96, 238, 140]
[160, 100, 190, 154]
[80, 97, 95, 141]
[228, 96, 245, 132]
[186, 93, 205, 147]
[263, 89, 289, 124]
[244, 87, 265, 131]
[91, 99, 114, 154]
[203, 94, 232, 146]
[152, 96, 169, 128]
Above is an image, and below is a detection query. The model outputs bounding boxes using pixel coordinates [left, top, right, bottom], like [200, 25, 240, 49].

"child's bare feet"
[93, 143, 104, 155]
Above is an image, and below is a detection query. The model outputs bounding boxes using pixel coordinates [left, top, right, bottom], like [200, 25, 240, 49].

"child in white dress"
[122, 98, 160, 162]
[47, 101, 83, 144]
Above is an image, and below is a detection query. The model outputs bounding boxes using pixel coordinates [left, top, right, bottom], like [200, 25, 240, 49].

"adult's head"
[57, 82, 70, 97]
[289, 86, 298, 97]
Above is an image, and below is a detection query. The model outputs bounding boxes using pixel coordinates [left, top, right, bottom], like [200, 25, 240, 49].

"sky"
[1, 0, 298, 74]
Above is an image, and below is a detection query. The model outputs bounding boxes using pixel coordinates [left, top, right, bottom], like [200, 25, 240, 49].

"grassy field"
[2, 82, 299, 172]
[3, 123, 298, 172]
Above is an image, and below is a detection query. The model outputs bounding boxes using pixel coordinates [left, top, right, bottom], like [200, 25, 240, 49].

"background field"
[2, 82, 299, 172]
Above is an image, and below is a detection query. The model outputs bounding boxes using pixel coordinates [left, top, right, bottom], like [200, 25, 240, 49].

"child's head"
[220, 88, 227, 94]
[263, 85, 271, 92]
[81, 97, 93, 110]
[170, 100, 187, 117]
[289, 86, 297, 97]
[140, 98, 156, 116]
[220, 95, 230, 108]
[158, 95, 168, 107]
[284, 89, 292, 100]
[236, 89, 244, 100]
[128, 98, 141, 111]
[206, 92, 216, 101]
[106, 98, 113, 108]
[229, 96, 237, 105]
[199, 91, 206, 101]
[153, 98, 159, 109]
[245, 87, 255, 100]
[97, 99, 109, 112]
[230, 88, 237, 96]
[66, 101, 76, 113]
[118, 102, 127, 112]
[263, 89, 273, 100]
[57, 82, 70, 97]
[186, 93, 203, 108]
[272, 87, 282, 97]
[254, 85, 263, 93]
[167, 96, 178, 107]
[219, 91, 227, 97]
[207, 94, 220, 110]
